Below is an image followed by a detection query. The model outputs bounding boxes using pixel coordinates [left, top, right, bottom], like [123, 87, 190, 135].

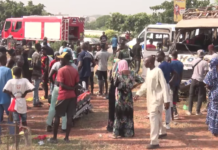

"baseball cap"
[197, 50, 204, 58]
[57, 52, 71, 60]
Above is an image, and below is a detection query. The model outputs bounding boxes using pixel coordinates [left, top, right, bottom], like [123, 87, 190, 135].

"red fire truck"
[1, 16, 85, 43]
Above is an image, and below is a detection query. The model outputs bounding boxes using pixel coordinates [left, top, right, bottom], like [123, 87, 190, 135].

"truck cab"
[2, 18, 24, 40]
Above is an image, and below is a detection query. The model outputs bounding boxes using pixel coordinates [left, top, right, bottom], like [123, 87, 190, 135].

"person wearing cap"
[187, 50, 209, 116]
[49, 52, 79, 143]
[47, 50, 77, 132]
[49, 52, 60, 94]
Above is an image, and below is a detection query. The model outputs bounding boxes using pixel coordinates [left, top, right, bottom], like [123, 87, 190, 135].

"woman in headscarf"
[112, 60, 143, 138]
[107, 59, 120, 132]
[203, 58, 218, 137]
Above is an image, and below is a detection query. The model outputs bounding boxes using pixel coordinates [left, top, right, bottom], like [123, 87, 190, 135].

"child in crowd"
[3, 67, 34, 129]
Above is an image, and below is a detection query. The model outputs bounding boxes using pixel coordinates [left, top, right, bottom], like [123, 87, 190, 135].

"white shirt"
[191, 58, 208, 82]
[3, 78, 34, 114]
[51, 61, 78, 71]
[136, 68, 170, 113]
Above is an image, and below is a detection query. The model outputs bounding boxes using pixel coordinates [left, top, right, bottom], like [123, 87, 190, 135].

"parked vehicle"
[1, 16, 85, 44]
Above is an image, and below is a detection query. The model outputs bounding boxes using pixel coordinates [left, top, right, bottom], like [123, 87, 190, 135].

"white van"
[141, 24, 176, 76]
[127, 24, 176, 51]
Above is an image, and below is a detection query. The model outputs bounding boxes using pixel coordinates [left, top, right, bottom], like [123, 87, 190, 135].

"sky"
[14, 0, 215, 16]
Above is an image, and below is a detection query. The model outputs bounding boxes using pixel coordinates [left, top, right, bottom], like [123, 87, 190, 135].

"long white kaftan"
[136, 67, 170, 113]
[136, 67, 170, 145]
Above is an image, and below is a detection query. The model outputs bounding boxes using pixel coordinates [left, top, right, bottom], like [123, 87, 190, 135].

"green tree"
[0, 0, 50, 22]
[150, 0, 210, 23]
[85, 15, 111, 30]
[107, 13, 126, 31]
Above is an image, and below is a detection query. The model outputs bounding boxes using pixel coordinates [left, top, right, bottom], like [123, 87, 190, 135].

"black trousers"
[89, 72, 94, 93]
[107, 81, 116, 132]
[43, 76, 49, 98]
[134, 59, 141, 74]
[188, 79, 206, 113]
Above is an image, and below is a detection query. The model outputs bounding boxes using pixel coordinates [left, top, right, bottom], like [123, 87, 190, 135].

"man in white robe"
[134, 56, 170, 149]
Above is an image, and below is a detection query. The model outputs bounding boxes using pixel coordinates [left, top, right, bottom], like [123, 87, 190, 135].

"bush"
[85, 34, 100, 39]
[50, 41, 63, 51]
[105, 29, 118, 40]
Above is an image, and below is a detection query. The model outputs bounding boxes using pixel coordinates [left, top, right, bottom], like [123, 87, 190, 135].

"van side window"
[15, 22, 22, 31]
[4, 21, 11, 31]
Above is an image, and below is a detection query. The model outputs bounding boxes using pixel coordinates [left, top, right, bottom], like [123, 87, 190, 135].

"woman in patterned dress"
[107, 60, 119, 132]
[112, 60, 143, 138]
[203, 58, 218, 137]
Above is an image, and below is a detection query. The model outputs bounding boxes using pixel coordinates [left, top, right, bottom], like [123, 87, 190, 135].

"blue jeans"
[50, 83, 54, 95]
[33, 79, 41, 105]
[0, 103, 14, 135]
[13, 112, 27, 124]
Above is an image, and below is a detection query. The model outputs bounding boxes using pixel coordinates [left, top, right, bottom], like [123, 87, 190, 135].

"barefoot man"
[134, 55, 170, 149]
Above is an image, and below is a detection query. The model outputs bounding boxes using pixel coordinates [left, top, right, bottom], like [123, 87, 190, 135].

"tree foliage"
[150, 0, 210, 23]
[85, 15, 111, 30]
[0, 0, 51, 22]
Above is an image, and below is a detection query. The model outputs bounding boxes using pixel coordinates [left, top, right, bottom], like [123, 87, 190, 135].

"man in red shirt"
[49, 52, 79, 143]
[146, 39, 156, 50]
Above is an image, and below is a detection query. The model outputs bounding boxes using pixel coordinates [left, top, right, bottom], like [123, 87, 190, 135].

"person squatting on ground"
[49, 52, 79, 143]
[95, 43, 110, 97]
[187, 50, 208, 116]
[203, 58, 218, 137]
[134, 56, 170, 149]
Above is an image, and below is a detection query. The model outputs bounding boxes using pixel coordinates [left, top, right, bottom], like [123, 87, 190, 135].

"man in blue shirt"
[170, 51, 184, 119]
[78, 42, 95, 90]
[0, 52, 13, 135]
[111, 35, 118, 56]
[157, 51, 177, 129]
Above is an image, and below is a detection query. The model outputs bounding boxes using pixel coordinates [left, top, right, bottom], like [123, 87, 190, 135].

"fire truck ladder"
[62, 18, 69, 41]
[183, 6, 218, 19]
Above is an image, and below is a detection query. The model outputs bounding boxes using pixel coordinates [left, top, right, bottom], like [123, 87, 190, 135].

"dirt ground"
[19, 84, 217, 150]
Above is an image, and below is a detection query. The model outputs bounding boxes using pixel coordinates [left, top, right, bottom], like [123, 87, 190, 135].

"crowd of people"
[0, 33, 217, 149]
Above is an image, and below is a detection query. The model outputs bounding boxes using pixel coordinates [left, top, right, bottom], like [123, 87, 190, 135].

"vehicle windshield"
[145, 32, 170, 52]
[174, 28, 216, 53]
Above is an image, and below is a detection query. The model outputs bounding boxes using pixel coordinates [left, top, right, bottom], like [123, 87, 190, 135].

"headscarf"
[118, 60, 129, 73]
[210, 58, 218, 79]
